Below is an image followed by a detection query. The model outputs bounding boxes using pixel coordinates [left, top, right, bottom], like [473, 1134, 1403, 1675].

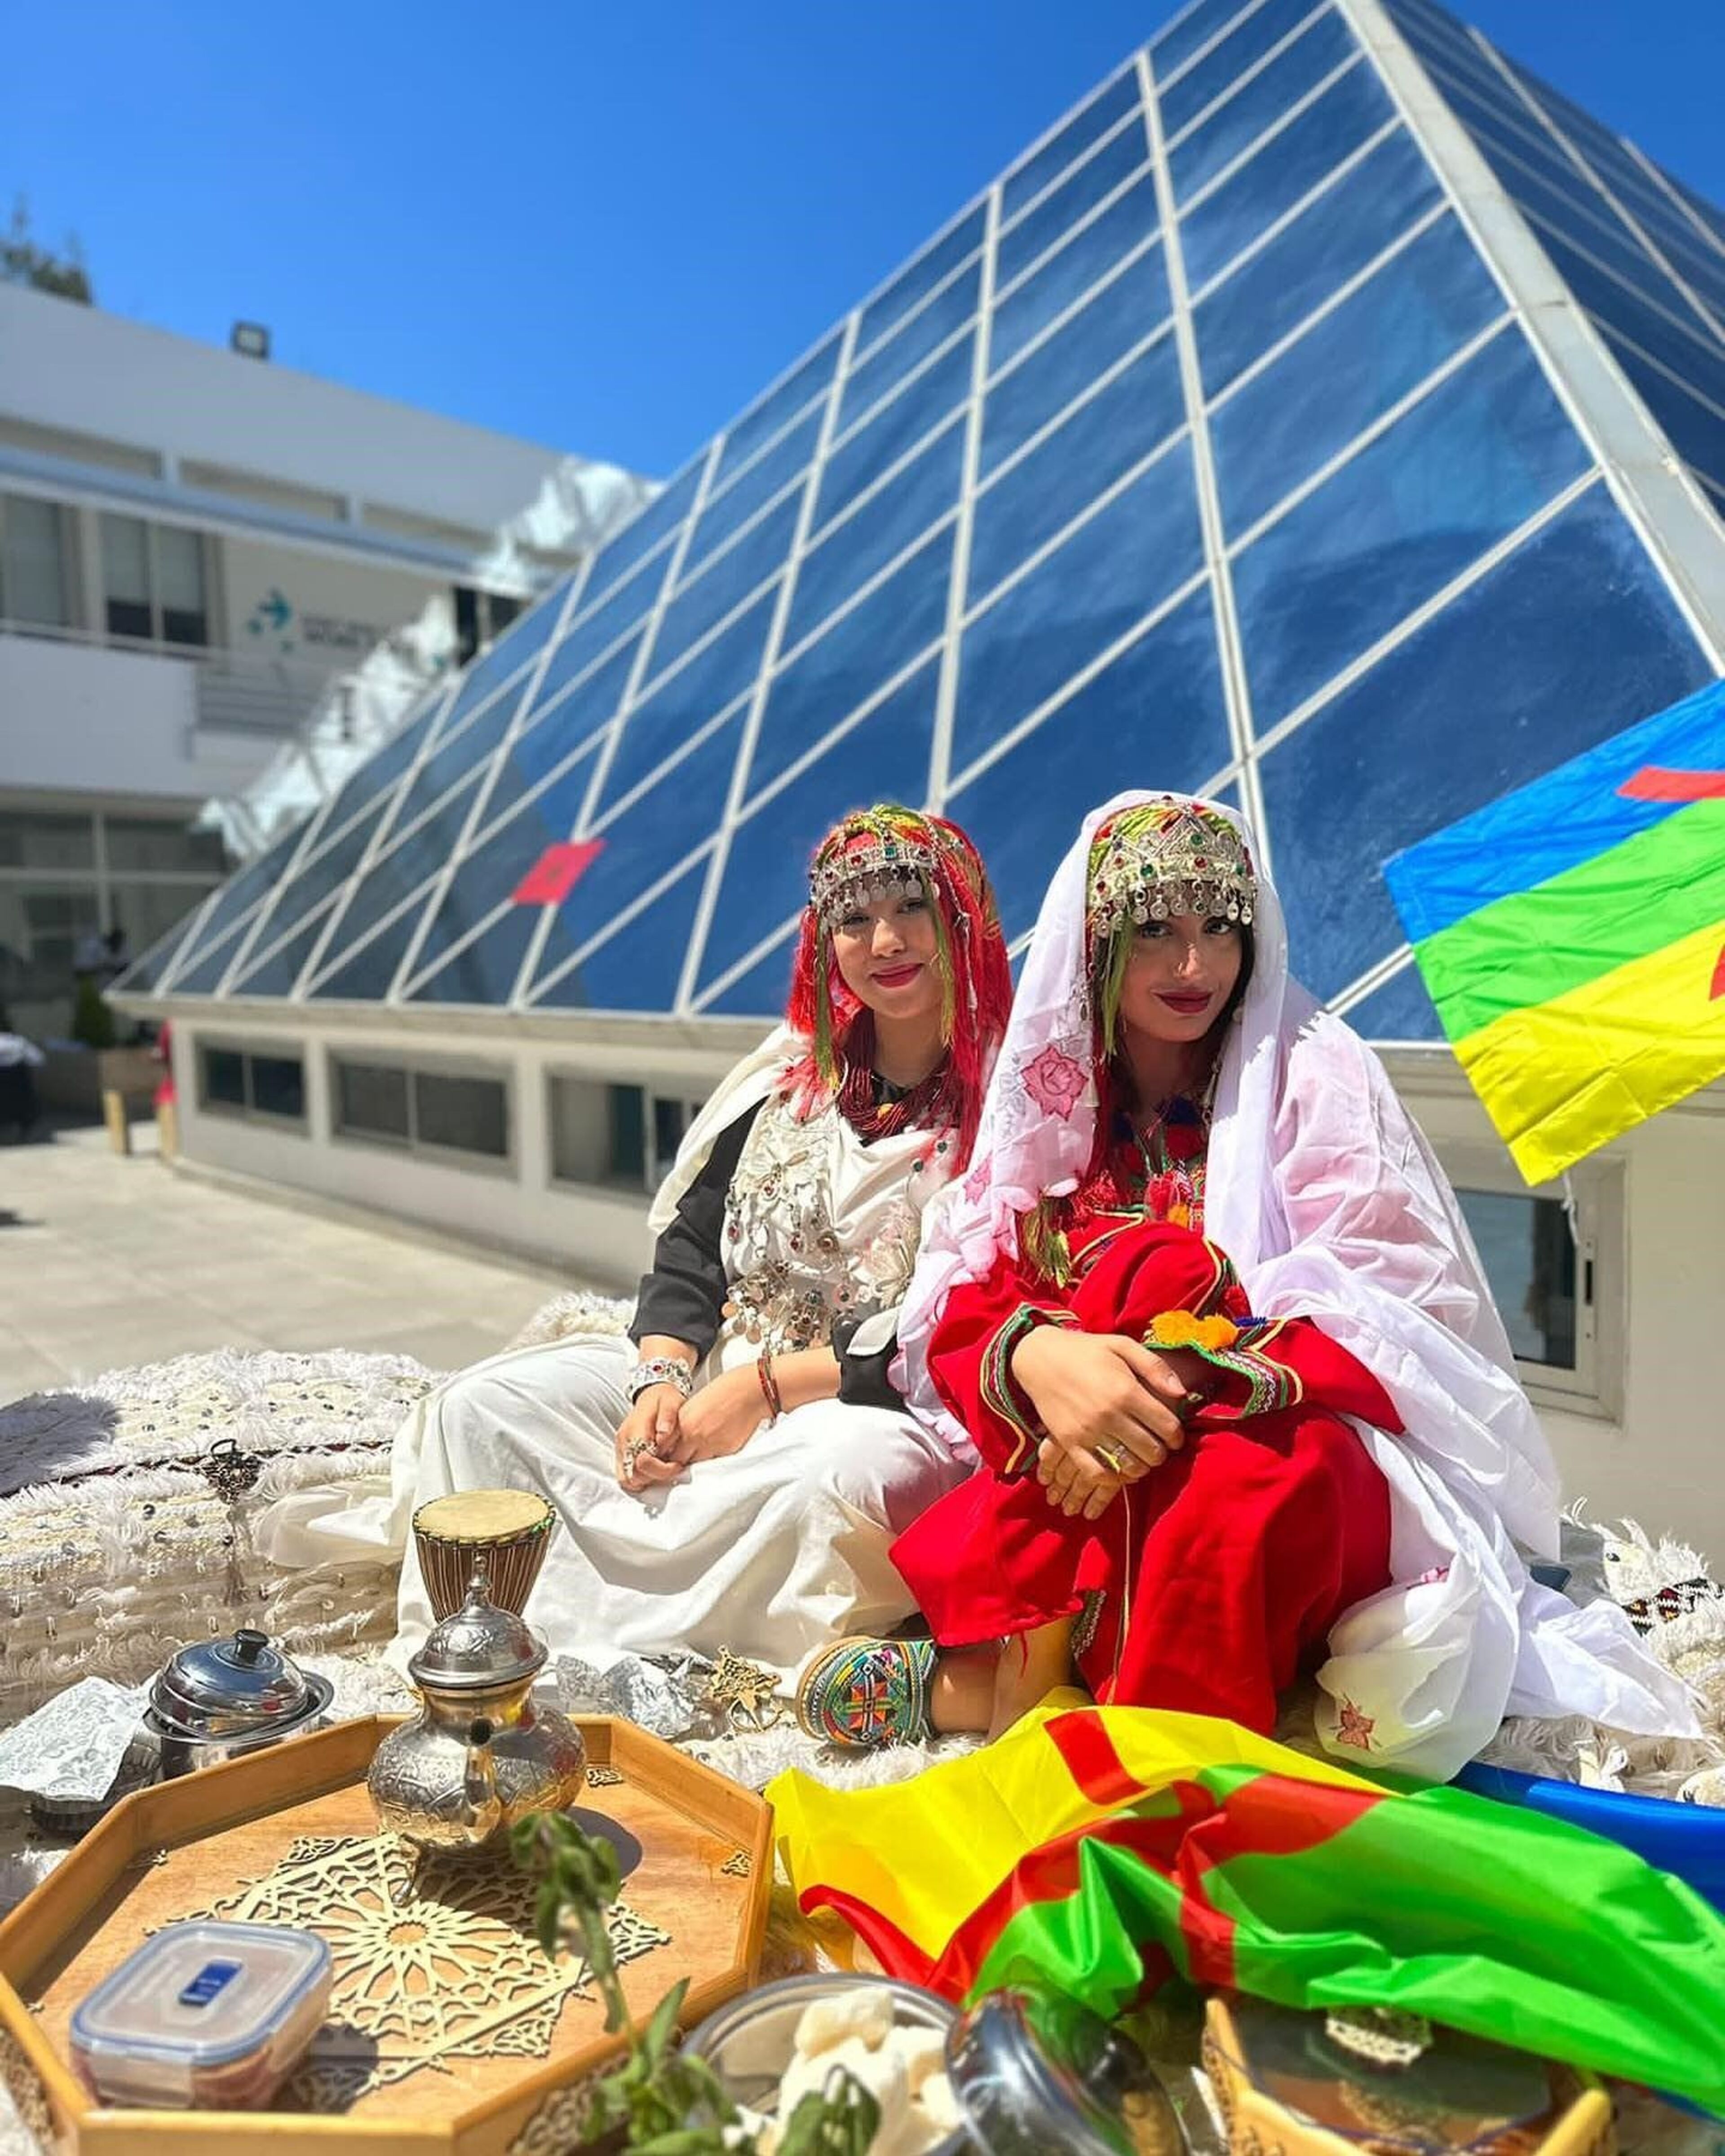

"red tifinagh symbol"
[1616, 766, 1725, 803]
[512, 840, 603, 906]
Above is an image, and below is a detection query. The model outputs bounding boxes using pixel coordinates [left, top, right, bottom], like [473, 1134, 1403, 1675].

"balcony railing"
[0, 612, 349, 740]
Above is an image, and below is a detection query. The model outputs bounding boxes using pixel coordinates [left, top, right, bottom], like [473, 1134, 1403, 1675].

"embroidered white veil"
[896, 790, 1694, 1780]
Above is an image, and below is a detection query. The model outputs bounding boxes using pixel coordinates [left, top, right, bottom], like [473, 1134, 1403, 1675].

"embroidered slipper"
[795, 1635, 937, 1749]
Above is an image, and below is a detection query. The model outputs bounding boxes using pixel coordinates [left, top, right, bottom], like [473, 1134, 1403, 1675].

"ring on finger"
[1093, 1439, 1130, 1476]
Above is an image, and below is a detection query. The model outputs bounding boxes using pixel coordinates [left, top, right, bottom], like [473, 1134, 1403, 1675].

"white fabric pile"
[0, 1348, 429, 1719]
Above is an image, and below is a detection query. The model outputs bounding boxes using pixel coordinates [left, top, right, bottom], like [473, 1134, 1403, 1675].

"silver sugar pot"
[368, 1564, 587, 1853]
[146, 1627, 334, 1779]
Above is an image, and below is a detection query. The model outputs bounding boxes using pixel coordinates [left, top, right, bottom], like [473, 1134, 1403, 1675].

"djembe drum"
[411, 1489, 556, 1620]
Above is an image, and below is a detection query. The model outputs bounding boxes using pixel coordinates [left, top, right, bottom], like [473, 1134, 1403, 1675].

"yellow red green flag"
[769, 1703, 1725, 2108]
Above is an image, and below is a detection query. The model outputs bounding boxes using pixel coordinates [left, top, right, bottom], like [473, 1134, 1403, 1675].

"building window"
[1449, 1152, 1623, 1419]
[178, 458, 345, 523]
[100, 513, 209, 647]
[548, 1074, 704, 1193]
[0, 807, 226, 1040]
[332, 1054, 510, 1165]
[416, 1070, 508, 1158]
[336, 1060, 411, 1144]
[0, 494, 71, 629]
[610, 1083, 646, 1185]
[197, 1041, 306, 1127]
[100, 513, 151, 640]
[5, 884, 100, 978]
[1455, 1188, 1577, 1370]
[0, 812, 95, 871]
[0, 415, 163, 479]
[102, 817, 231, 875]
[453, 585, 525, 668]
[157, 524, 209, 645]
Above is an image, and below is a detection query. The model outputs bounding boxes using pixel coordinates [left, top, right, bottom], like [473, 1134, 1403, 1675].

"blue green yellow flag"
[1384, 679, 1725, 1184]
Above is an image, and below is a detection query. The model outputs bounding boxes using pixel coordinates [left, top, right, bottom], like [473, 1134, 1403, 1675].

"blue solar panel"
[140, 0, 1723, 1047]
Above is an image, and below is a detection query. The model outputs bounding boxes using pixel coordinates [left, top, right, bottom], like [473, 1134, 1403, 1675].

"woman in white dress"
[270, 806, 1013, 1692]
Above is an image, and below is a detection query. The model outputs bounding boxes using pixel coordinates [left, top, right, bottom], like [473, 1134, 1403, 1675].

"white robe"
[258, 1083, 969, 1681]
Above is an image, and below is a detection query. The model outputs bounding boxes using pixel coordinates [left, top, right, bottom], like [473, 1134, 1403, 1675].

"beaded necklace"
[833, 1015, 960, 1143]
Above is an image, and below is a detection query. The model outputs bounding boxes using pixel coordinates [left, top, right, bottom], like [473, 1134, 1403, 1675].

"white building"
[0, 281, 648, 1037]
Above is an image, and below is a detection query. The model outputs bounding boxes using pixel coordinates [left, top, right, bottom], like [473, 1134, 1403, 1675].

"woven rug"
[0, 1347, 433, 1721]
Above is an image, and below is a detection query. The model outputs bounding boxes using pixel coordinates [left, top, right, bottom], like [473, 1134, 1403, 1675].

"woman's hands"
[1009, 1325, 1208, 1521]
[615, 1367, 772, 1495]
[614, 1384, 686, 1493]
[661, 1366, 768, 1468]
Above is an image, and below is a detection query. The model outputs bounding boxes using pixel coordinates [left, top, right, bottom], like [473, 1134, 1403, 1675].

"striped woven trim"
[1191, 1318, 1301, 1415]
[983, 1305, 1077, 1475]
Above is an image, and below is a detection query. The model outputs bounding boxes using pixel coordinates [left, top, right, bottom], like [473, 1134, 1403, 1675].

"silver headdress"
[1087, 798, 1257, 937]
[808, 813, 942, 929]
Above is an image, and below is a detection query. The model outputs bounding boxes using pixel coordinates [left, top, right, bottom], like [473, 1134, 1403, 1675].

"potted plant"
[513, 1813, 879, 2154]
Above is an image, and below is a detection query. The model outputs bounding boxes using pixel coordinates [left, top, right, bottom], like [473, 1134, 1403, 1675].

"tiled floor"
[0, 1122, 569, 1402]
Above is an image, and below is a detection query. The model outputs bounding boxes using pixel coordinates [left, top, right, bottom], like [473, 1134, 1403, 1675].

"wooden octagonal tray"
[0, 1715, 771, 2154]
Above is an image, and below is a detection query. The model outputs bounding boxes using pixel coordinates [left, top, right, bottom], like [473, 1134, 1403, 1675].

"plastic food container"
[69, 1921, 332, 2109]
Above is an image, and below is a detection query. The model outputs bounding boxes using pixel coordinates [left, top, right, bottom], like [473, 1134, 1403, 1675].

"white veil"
[897, 791, 1694, 1781]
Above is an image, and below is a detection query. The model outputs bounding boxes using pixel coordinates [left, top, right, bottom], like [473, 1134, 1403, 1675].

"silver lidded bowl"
[144, 1627, 334, 1779]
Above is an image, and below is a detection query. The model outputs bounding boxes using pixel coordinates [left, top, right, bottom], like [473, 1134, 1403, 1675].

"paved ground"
[0, 1121, 566, 1402]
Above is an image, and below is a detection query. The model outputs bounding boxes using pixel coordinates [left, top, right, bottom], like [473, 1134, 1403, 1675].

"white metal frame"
[1441, 1138, 1625, 1422]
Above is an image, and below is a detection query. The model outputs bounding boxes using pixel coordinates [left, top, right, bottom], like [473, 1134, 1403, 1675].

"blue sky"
[5, 0, 1720, 482]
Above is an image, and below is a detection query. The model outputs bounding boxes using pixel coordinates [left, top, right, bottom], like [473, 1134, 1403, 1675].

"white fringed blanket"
[0, 1348, 431, 1719]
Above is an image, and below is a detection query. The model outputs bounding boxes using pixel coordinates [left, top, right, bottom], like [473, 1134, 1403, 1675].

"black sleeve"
[830, 1314, 903, 1411]
[629, 1101, 764, 1361]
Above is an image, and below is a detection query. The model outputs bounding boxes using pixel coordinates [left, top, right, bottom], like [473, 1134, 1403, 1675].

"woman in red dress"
[796, 793, 1692, 1780]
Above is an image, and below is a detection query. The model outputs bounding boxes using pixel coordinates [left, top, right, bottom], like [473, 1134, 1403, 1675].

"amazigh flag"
[769, 1703, 1725, 2111]
[1384, 677, 1725, 1184]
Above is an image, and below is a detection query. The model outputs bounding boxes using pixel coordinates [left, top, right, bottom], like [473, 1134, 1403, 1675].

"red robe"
[891, 1111, 1397, 1733]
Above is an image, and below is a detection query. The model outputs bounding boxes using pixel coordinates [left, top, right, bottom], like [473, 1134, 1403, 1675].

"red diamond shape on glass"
[513, 840, 604, 907]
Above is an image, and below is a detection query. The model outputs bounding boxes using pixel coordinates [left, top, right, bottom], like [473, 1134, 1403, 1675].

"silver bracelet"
[626, 1356, 694, 1404]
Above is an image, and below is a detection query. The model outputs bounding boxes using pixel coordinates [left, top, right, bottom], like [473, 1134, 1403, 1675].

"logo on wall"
[247, 587, 296, 654]
[245, 586, 390, 663]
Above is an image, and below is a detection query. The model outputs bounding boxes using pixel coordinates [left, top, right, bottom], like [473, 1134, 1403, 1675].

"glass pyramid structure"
[128, 0, 1725, 1042]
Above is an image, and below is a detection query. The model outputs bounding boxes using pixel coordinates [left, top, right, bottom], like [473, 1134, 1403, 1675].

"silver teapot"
[368, 1565, 587, 1854]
